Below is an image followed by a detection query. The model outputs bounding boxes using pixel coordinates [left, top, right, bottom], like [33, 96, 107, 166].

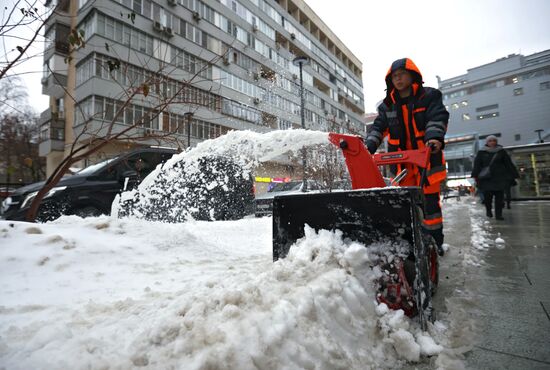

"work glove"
[366, 141, 377, 154]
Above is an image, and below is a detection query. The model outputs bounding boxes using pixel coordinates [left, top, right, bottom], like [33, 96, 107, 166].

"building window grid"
[93, 0, 363, 101]
[78, 7, 362, 133]
[76, 95, 225, 139]
[443, 67, 550, 99]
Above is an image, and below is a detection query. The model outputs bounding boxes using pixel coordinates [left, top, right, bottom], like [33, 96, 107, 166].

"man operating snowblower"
[365, 58, 449, 256]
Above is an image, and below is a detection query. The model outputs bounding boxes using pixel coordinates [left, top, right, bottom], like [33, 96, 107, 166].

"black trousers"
[484, 190, 504, 217]
[422, 192, 444, 247]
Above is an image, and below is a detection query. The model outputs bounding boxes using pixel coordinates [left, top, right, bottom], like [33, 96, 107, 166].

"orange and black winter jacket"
[366, 58, 449, 187]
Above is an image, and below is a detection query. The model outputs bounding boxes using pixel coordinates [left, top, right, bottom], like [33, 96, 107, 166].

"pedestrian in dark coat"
[365, 58, 449, 256]
[471, 136, 519, 220]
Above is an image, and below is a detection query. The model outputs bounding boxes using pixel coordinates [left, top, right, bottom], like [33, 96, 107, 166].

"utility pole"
[292, 56, 310, 192]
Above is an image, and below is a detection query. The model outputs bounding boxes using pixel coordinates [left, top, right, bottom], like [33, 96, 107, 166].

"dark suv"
[1, 147, 176, 222]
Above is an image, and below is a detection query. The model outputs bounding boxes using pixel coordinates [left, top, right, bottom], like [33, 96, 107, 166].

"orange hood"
[385, 58, 423, 88]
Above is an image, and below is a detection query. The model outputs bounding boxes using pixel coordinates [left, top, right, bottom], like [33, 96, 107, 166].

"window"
[476, 104, 499, 112]
[462, 113, 470, 121]
[477, 112, 499, 120]
[540, 81, 550, 91]
[515, 134, 521, 141]
[513, 87, 524, 96]
[133, 0, 142, 14]
[443, 90, 467, 100]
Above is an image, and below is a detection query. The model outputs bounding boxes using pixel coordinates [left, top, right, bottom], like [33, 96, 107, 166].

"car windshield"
[268, 182, 302, 192]
[76, 157, 118, 176]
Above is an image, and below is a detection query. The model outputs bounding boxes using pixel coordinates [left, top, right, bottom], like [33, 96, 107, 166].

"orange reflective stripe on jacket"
[422, 216, 443, 230]
[401, 105, 413, 150]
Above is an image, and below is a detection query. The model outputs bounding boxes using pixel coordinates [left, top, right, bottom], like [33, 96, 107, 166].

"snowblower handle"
[328, 133, 432, 190]
[372, 147, 431, 168]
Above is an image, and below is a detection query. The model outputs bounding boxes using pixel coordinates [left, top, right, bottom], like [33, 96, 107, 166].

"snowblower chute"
[272, 133, 438, 329]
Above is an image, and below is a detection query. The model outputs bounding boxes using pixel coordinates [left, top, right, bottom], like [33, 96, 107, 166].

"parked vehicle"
[254, 180, 323, 217]
[1, 148, 177, 222]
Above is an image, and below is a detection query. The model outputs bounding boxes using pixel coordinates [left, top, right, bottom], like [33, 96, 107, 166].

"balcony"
[38, 111, 65, 156]
[41, 72, 67, 97]
[44, 23, 70, 56]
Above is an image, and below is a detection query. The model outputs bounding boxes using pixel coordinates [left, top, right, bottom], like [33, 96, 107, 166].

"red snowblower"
[273, 133, 439, 330]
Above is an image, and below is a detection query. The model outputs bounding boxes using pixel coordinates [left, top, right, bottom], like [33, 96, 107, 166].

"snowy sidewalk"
[463, 200, 550, 369]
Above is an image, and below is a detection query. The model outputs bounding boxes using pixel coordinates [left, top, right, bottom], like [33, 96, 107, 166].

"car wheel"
[73, 206, 103, 218]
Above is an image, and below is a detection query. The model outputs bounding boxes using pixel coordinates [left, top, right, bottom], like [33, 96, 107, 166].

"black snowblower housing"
[272, 133, 439, 330]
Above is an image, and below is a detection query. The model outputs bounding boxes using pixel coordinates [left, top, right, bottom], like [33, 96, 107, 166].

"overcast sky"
[4, 0, 550, 114]
[307, 0, 550, 111]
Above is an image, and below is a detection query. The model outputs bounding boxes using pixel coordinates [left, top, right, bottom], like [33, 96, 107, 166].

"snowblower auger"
[272, 133, 438, 330]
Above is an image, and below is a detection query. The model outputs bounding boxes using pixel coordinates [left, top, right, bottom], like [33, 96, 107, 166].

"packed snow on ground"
[1, 130, 467, 369]
[1, 217, 452, 369]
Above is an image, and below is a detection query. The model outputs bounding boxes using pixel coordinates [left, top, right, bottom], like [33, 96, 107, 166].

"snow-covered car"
[254, 180, 323, 217]
[1, 148, 176, 222]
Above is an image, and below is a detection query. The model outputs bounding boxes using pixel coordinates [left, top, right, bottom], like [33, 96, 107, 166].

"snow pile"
[464, 206, 495, 266]
[494, 233, 506, 249]
[0, 217, 446, 369]
[113, 129, 329, 222]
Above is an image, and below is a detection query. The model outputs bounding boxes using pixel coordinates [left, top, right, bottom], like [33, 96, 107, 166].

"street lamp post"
[184, 112, 193, 148]
[292, 55, 310, 192]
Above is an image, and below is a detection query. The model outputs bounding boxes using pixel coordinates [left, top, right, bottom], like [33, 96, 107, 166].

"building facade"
[39, 0, 365, 176]
[439, 50, 550, 148]
[438, 50, 550, 180]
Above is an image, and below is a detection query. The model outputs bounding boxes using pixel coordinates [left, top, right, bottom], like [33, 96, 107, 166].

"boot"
[486, 206, 493, 218]
[495, 207, 504, 220]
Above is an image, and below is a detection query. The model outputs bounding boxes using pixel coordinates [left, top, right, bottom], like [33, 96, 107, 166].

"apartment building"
[38, 0, 365, 176]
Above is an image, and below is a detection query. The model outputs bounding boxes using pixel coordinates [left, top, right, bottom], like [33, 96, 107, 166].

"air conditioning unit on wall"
[253, 97, 260, 105]
[192, 11, 201, 22]
[153, 21, 162, 32]
[167, 0, 176, 6]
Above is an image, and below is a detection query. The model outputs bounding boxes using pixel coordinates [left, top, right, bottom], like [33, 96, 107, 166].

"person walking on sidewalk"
[471, 135, 519, 220]
[365, 58, 449, 255]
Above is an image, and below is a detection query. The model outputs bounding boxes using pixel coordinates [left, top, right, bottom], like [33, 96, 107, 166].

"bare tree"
[22, 8, 229, 221]
[303, 143, 348, 191]
[0, 76, 45, 186]
[1, 0, 50, 80]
